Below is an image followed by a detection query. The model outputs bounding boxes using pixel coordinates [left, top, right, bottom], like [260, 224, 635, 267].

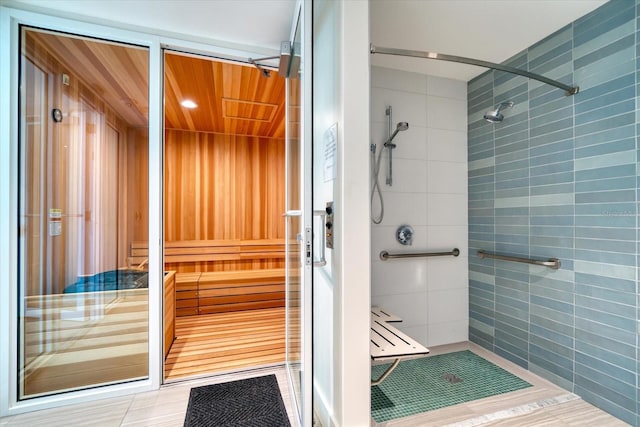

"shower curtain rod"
[370, 44, 579, 96]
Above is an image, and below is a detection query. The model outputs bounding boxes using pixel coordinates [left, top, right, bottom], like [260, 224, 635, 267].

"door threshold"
[162, 361, 286, 386]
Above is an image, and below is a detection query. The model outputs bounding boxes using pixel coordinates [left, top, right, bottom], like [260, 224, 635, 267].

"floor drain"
[442, 373, 463, 384]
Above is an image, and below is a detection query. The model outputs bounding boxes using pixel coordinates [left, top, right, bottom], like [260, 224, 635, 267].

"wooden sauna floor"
[164, 307, 285, 380]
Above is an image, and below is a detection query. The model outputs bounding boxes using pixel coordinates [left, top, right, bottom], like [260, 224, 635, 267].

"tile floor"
[0, 342, 629, 427]
[0, 366, 296, 427]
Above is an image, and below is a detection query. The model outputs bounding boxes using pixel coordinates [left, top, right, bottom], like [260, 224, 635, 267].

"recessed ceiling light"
[180, 99, 197, 109]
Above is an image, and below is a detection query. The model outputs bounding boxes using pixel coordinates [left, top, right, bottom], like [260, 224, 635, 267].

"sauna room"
[18, 25, 288, 399]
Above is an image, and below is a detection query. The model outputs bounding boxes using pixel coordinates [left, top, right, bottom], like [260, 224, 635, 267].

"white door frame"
[284, 1, 313, 426]
[0, 5, 285, 417]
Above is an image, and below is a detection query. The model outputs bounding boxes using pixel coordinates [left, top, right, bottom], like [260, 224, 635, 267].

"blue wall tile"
[467, 1, 639, 424]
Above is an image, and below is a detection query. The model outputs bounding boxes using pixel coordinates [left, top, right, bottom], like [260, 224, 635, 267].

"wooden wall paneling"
[164, 130, 285, 249]
[163, 271, 176, 358]
[22, 28, 148, 290]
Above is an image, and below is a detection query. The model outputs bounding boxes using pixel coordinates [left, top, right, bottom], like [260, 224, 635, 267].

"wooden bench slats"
[131, 241, 286, 317]
[199, 284, 284, 298]
[200, 292, 285, 305]
[198, 300, 284, 315]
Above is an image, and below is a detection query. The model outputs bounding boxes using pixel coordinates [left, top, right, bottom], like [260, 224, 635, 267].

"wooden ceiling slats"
[28, 30, 149, 128]
[25, 29, 284, 138]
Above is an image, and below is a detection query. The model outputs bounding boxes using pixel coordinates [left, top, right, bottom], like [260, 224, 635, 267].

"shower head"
[385, 122, 409, 147]
[484, 101, 514, 123]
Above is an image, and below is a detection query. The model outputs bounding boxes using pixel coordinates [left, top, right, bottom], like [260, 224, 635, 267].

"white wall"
[313, 1, 371, 426]
[370, 66, 469, 348]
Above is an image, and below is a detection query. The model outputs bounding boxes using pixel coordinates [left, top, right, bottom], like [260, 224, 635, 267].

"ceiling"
[26, 28, 286, 137]
[164, 53, 286, 138]
[370, 0, 608, 81]
[6, 0, 297, 55]
[11, 0, 608, 83]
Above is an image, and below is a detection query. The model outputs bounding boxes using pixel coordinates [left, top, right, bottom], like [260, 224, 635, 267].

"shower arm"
[370, 44, 579, 96]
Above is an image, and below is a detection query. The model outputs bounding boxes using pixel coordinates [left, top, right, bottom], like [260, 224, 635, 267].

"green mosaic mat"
[371, 350, 532, 423]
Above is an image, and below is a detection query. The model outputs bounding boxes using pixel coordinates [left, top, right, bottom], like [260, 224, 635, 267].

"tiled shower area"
[468, 1, 639, 424]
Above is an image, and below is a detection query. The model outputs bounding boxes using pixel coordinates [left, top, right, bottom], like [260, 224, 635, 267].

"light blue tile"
[575, 226, 636, 241]
[575, 176, 636, 192]
[529, 24, 572, 60]
[575, 318, 636, 349]
[575, 189, 636, 204]
[530, 138, 573, 155]
[575, 385, 637, 426]
[530, 149, 573, 167]
[575, 85, 635, 115]
[530, 193, 573, 206]
[575, 112, 635, 138]
[531, 295, 573, 314]
[530, 343, 574, 371]
[530, 314, 573, 338]
[530, 163, 574, 181]
[576, 53, 635, 92]
[575, 163, 636, 180]
[530, 225, 573, 238]
[576, 340, 636, 372]
[528, 128, 574, 149]
[530, 183, 574, 196]
[530, 117, 574, 138]
[530, 204, 574, 216]
[574, 34, 635, 70]
[574, 0, 635, 46]
[531, 172, 574, 186]
[575, 272, 636, 293]
[530, 39, 572, 70]
[574, 149, 635, 171]
[576, 295, 636, 320]
[575, 18, 634, 59]
[574, 123, 634, 148]
[576, 371, 637, 412]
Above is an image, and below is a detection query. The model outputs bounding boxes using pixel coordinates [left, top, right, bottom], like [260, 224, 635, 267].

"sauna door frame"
[0, 5, 290, 418]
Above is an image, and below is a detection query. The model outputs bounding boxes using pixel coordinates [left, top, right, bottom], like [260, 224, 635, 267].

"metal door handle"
[313, 210, 327, 267]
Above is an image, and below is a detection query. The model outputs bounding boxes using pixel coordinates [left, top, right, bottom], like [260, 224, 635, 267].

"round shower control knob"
[396, 225, 414, 246]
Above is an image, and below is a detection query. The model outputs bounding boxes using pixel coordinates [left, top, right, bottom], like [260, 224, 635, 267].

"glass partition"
[18, 26, 150, 399]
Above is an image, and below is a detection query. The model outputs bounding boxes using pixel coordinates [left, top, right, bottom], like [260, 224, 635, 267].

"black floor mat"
[183, 374, 291, 427]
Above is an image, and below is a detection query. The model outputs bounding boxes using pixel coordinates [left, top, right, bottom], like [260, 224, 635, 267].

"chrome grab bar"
[477, 250, 561, 270]
[380, 248, 460, 261]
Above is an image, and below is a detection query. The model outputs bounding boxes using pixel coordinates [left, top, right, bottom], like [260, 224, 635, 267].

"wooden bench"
[130, 239, 285, 272]
[370, 306, 429, 385]
[130, 240, 286, 317]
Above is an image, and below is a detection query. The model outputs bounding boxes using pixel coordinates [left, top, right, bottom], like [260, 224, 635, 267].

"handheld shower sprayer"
[371, 106, 409, 224]
[384, 122, 409, 148]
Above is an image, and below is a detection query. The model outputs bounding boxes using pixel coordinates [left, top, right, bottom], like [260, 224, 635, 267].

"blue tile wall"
[467, 1, 639, 425]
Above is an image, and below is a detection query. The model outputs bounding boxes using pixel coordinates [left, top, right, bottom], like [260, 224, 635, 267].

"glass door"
[285, 2, 312, 425]
[17, 26, 150, 399]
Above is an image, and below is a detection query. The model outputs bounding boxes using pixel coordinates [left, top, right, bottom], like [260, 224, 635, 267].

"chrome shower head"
[484, 101, 514, 123]
[386, 122, 409, 147]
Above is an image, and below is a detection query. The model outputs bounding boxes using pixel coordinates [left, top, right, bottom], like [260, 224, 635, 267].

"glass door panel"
[285, 5, 312, 425]
[18, 27, 150, 399]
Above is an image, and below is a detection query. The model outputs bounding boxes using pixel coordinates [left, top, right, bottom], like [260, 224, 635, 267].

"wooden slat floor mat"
[164, 307, 285, 380]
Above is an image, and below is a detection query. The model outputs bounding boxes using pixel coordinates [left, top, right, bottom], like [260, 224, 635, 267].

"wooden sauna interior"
[20, 28, 151, 397]
[158, 52, 289, 379]
[19, 25, 290, 399]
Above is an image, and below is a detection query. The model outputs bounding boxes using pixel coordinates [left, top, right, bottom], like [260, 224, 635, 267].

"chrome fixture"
[396, 225, 414, 246]
[248, 40, 298, 78]
[477, 250, 560, 270]
[370, 44, 579, 96]
[370, 106, 409, 224]
[380, 248, 460, 260]
[384, 106, 408, 186]
[384, 121, 409, 149]
[484, 101, 514, 123]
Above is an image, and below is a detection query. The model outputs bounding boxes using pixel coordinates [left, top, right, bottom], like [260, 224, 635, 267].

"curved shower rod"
[370, 44, 579, 96]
